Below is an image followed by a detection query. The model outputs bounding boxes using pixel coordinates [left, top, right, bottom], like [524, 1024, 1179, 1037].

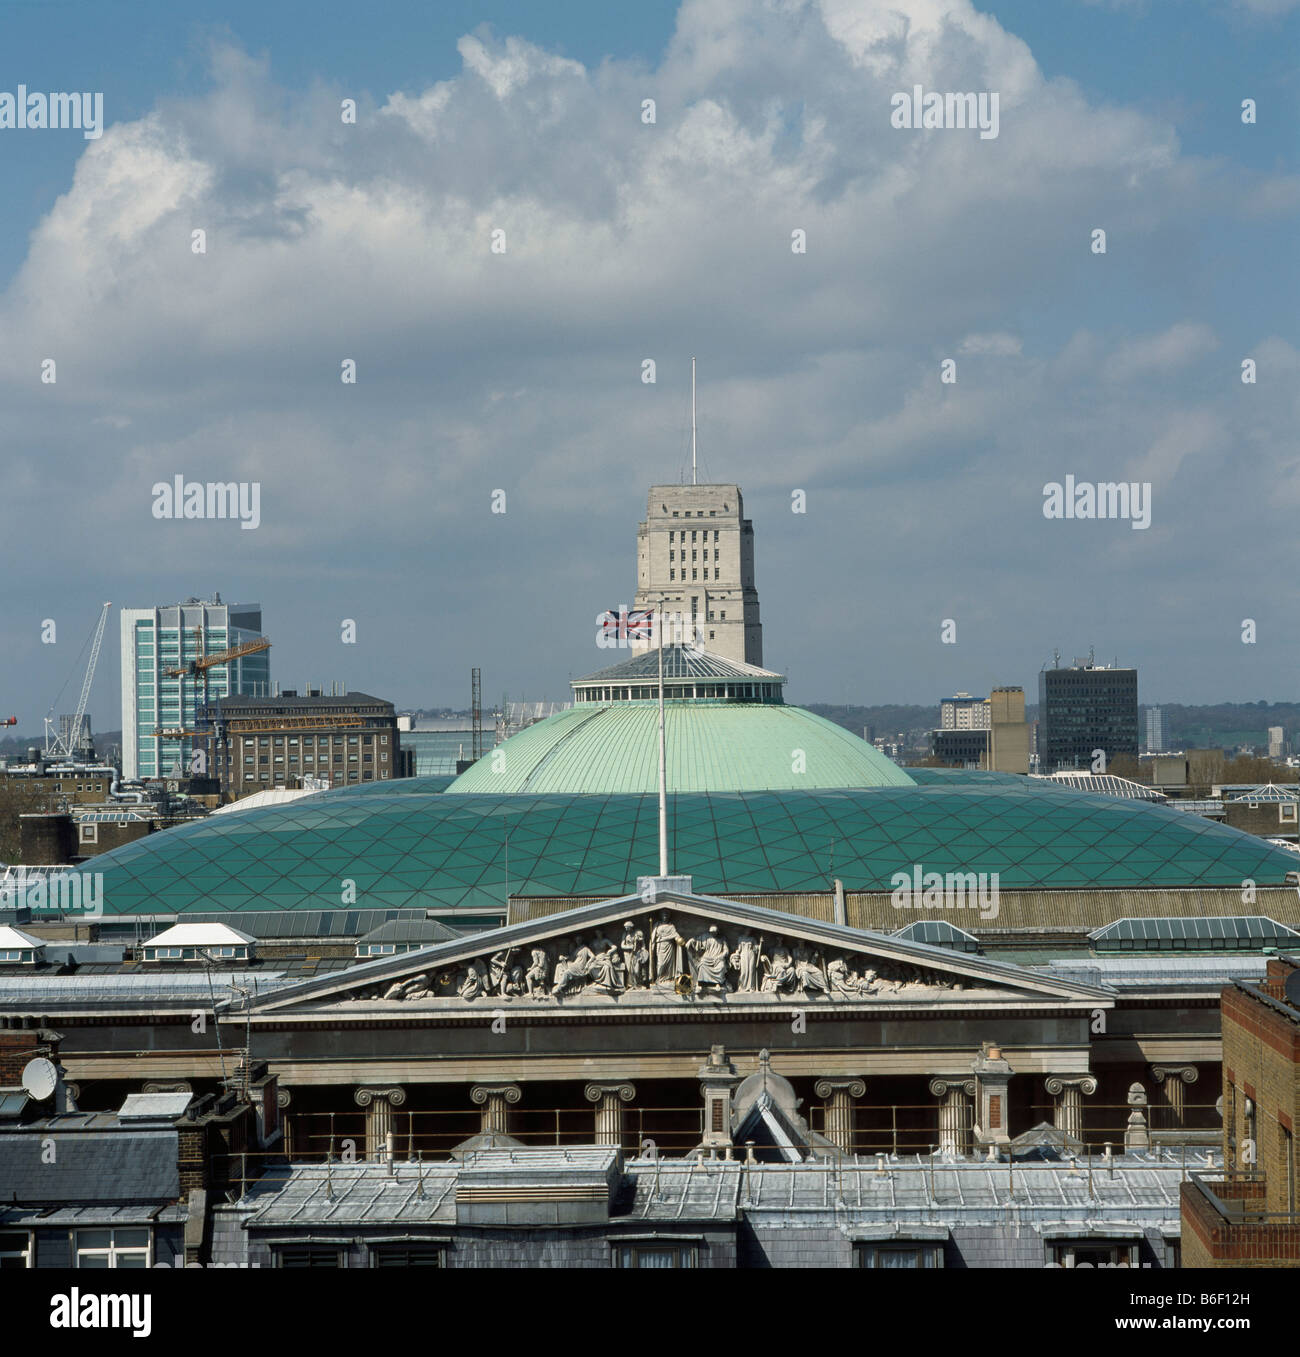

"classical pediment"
[245, 884, 1112, 1015]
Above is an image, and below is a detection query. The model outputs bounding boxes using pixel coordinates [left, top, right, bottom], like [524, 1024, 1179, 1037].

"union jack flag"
[600, 606, 654, 640]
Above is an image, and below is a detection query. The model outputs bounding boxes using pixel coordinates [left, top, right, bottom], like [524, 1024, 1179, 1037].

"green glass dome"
[70, 775, 1300, 916]
[444, 701, 916, 795]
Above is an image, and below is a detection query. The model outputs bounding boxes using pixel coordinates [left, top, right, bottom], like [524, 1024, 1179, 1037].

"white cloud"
[0, 1, 1294, 709]
[958, 331, 1022, 356]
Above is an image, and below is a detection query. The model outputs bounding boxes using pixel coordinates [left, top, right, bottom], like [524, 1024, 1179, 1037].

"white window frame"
[0, 1229, 33, 1268]
[75, 1227, 152, 1268]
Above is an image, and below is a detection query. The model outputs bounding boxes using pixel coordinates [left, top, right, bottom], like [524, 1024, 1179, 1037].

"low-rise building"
[207, 691, 406, 800]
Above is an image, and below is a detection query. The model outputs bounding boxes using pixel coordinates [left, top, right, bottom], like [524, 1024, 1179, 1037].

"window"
[1281, 803, 1297, 823]
[672, 511, 678, 517]
[614, 1243, 698, 1268]
[1046, 1241, 1135, 1268]
[0, 1230, 31, 1268]
[80, 823, 98, 844]
[855, 1244, 942, 1268]
[274, 1245, 344, 1269]
[76, 1228, 150, 1268]
[370, 1244, 445, 1268]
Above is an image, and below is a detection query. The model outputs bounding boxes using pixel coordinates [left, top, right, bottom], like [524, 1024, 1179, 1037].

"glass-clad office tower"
[120, 597, 270, 779]
[1038, 659, 1138, 774]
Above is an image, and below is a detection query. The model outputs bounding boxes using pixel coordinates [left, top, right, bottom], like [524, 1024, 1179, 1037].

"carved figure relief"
[343, 909, 972, 1005]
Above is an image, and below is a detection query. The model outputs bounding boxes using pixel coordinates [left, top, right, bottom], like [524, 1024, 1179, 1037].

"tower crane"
[153, 632, 271, 743]
[43, 602, 111, 758]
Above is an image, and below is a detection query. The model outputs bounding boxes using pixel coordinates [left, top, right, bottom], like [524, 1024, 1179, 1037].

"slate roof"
[357, 918, 461, 947]
[0, 1122, 180, 1204]
[232, 1151, 1210, 1232]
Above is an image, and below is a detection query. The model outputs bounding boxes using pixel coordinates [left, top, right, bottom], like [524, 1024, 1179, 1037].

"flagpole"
[691, 357, 697, 487]
[658, 595, 668, 877]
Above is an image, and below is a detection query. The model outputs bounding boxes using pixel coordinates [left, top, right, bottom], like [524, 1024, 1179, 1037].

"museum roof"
[577, 645, 784, 686]
[62, 771, 1300, 917]
[445, 701, 914, 794]
[230, 1151, 1212, 1231]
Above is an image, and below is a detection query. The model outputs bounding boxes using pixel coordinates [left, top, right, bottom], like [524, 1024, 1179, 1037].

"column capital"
[354, 1086, 406, 1108]
[815, 1078, 866, 1100]
[584, 1082, 635, 1104]
[470, 1083, 521, 1106]
[1151, 1065, 1198, 1086]
[929, 1078, 975, 1099]
[1044, 1074, 1097, 1098]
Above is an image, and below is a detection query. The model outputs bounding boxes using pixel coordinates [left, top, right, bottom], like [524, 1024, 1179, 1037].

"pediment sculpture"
[342, 909, 976, 1005]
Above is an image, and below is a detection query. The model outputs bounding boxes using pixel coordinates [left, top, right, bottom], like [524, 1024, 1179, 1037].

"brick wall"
[1220, 966, 1300, 1216]
[0, 1029, 41, 1085]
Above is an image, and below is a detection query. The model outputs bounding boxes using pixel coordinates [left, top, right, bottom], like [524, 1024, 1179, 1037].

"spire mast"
[691, 356, 697, 487]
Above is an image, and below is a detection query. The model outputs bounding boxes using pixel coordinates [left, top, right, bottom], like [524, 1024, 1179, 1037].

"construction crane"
[164, 632, 271, 712]
[43, 602, 111, 758]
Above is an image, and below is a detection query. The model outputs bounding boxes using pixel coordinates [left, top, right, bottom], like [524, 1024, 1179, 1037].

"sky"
[0, 0, 1296, 733]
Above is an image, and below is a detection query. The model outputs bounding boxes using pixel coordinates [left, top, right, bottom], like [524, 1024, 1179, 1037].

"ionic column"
[1045, 1075, 1097, 1144]
[815, 1078, 866, 1155]
[584, 1083, 635, 1147]
[1152, 1065, 1198, 1130]
[929, 1078, 976, 1155]
[470, 1083, 521, 1136]
[353, 1086, 405, 1160]
[277, 1087, 294, 1158]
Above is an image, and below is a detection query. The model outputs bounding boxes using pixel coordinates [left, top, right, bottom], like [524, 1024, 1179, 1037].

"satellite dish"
[21, 1057, 58, 1101]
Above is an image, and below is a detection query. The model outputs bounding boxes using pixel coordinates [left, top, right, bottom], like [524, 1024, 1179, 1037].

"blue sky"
[0, 0, 1296, 730]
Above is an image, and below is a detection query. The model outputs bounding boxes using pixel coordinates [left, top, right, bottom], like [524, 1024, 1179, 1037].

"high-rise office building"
[632, 484, 762, 666]
[1038, 656, 1138, 774]
[120, 597, 270, 780]
[1146, 706, 1164, 754]
[1268, 726, 1285, 759]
